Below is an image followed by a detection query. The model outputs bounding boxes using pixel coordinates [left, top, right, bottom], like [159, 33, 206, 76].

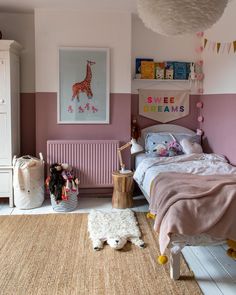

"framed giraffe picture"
[58, 47, 110, 124]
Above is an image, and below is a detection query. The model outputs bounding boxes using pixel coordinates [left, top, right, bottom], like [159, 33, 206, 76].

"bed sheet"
[135, 152, 158, 169]
[134, 153, 236, 196]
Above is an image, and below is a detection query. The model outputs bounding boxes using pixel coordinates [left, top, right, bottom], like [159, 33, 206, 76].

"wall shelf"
[131, 78, 198, 94]
[133, 79, 190, 82]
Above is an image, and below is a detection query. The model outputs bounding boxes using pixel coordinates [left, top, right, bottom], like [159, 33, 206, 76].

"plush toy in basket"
[46, 163, 80, 212]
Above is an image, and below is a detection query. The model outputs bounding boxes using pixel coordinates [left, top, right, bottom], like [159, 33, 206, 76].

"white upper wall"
[0, 12, 35, 93]
[35, 9, 131, 93]
[132, 15, 199, 78]
[203, 1, 236, 94]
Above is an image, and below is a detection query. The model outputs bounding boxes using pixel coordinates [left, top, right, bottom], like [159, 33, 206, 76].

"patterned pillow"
[145, 132, 200, 152]
[145, 133, 173, 153]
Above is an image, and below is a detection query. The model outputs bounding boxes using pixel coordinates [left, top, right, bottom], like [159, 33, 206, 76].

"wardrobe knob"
[0, 99, 5, 104]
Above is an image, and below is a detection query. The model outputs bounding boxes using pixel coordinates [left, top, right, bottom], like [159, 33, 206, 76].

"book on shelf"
[165, 62, 174, 80]
[155, 62, 165, 79]
[133, 59, 194, 81]
[174, 62, 190, 80]
[186, 62, 191, 79]
[135, 58, 154, 75]
[141, 61, 155, 79]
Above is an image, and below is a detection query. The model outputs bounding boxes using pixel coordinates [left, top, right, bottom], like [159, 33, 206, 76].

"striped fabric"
[50, 192, 78, 212]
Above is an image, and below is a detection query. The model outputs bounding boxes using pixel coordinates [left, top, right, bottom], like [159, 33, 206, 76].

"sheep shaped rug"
[88, 209, 145, 250]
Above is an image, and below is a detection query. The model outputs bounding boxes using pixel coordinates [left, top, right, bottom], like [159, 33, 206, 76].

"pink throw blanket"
[150, 172, 236, 254]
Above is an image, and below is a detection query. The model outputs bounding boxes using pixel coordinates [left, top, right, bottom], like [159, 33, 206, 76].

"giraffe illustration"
[72, 60, 96, 101]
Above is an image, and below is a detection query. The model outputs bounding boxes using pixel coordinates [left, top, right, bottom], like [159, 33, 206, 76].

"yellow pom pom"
[227, 248, 235, 258]
[227, 239, 236, 249]
[232, 250, 236, 259]
[157, 255, 168, 265]
[146, 212, 156, 219]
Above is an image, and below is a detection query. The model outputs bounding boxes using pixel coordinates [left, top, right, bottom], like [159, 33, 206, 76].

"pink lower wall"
[20, 91, 236, 189]
[131, 94, 200, 130]
[201, 94, 236, 165]
[20, 93, 36, 156]
[35, 93, 131, 168]
[21, 93, 200, 161]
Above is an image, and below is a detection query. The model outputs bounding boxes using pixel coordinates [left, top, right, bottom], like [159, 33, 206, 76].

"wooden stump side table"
[112, 171, 134, 209]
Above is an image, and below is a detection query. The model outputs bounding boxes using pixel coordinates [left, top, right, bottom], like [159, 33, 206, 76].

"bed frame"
[136, 124, 224, 280]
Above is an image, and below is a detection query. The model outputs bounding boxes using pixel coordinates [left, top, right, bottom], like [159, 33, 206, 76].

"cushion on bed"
[180, 138, 203, 154]
[145, 132, 201, 155]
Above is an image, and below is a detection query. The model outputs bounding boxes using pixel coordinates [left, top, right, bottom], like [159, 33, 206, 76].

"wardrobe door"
[0, 58, 11, 165]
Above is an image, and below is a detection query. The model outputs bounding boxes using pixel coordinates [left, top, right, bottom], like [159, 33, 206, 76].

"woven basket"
[50, 191, 78, 212]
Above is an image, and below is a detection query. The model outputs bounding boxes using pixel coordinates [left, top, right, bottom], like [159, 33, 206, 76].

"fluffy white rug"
[88, 209, 145, 250]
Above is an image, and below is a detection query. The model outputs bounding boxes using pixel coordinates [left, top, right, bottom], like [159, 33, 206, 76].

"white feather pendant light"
[137, 0, 228, 35]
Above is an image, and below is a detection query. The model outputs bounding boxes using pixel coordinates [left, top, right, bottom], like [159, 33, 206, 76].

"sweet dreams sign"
[139, 89, 189, 123]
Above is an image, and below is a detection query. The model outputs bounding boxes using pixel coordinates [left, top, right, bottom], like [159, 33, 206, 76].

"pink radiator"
[47, 140, 119, 188]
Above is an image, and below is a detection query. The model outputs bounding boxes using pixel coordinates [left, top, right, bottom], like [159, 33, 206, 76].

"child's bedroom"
[0, 0, 236, 294]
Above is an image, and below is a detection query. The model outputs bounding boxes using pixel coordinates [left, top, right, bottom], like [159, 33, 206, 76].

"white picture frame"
[58, 47, 110, 124]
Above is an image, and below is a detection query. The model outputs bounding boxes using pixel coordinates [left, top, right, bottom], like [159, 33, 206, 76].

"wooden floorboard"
[187, 246, 236, 295]
[182, 247, 223, 295]
[207, 245, 236, 282]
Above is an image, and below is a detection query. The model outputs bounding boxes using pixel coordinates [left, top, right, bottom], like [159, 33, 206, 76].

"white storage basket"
[50, 191, 78, 212]
[13, 153, 44, 209]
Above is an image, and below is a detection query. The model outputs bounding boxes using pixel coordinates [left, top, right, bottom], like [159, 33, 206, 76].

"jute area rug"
[0, 213, 202, 295]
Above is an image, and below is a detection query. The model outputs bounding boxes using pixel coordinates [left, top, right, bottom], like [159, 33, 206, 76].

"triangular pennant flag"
[233, 41, 236, 53]
[204, 38, 208, 48]
[222, 43, 226, 54]
[207, 40, 211, 51]
[227, 42, 232, 54]
[217, 42, 221, 53]
[212, 42, 216, 52]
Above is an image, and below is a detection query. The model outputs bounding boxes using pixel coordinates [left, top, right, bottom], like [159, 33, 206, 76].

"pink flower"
[195, 46, 204, 53]
[196, 32, 204, 38]
[196, 101, 203, 108]
[196, 73, 204, 81]
[196, 60, 203, 67]
[197, 115, 204, 122]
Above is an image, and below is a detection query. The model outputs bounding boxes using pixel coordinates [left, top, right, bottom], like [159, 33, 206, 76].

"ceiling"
[0, 0, 137, 13]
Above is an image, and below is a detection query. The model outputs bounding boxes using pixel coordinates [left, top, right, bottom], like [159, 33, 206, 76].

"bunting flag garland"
[212, 42, 216, 51]
[204, 38, 236, 54]
[234, 41, 236, 53]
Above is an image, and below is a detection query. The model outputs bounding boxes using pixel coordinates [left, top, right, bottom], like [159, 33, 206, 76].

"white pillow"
[180, 138, 202, 154]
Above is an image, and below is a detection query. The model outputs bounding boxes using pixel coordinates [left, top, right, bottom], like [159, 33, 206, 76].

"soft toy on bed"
[154, 143, 169, 156]
[180, 138, 202, 154]
[154, 140, 182, 157]
[227, 239, 236, 259]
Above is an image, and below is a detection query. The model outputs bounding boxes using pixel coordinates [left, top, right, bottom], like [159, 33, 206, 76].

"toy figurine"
[189, 62, 196, 81]
[61, 164, 78, 192]
[47, 163, 79, 202]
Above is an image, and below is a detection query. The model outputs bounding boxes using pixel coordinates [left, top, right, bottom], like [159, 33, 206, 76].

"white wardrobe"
[0, 40, 21, 207]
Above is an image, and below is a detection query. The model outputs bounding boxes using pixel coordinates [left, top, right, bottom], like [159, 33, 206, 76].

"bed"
[133, 124, 236, 280]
